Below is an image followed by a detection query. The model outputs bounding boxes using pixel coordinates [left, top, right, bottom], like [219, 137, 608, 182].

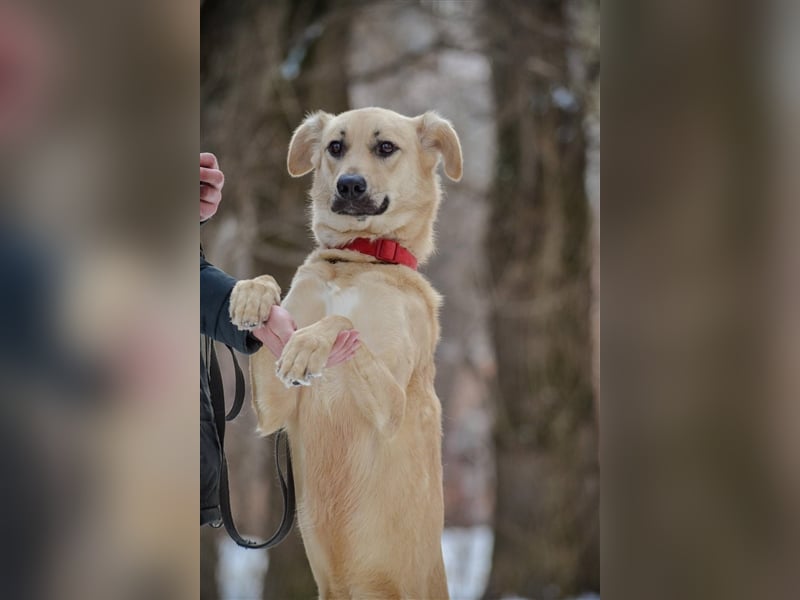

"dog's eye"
[328, 140, 344, 158]
[377, 141, 397, 157]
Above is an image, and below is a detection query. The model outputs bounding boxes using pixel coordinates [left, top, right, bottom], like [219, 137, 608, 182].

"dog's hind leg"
[426, 558, 450, 600]
[348, 576, 403, 600]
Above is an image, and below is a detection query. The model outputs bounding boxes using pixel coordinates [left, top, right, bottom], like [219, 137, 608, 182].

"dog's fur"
[229, 107, 462, 599]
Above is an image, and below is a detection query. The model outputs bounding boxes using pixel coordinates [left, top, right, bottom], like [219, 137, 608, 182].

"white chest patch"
[323, 282, 360, 319]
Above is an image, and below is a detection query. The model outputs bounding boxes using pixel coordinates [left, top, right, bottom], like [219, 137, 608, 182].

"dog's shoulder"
[373, 265, 442, 315]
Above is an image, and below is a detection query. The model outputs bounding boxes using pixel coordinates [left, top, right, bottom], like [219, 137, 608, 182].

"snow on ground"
[217, 525, 596, 600]
[441, 525, 494, 600]
[218, 526, 493, 600]
[218, 537, 269, 600]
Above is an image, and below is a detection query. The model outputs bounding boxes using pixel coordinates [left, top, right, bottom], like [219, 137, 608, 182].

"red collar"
[336, 238, 418, 270]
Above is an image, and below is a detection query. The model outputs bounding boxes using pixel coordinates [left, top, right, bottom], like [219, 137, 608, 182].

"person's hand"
[326, 329, 360, 367]
[200, 152, 224, 221]
[252, 306, 360, 366]
[252, 305, 297, 359]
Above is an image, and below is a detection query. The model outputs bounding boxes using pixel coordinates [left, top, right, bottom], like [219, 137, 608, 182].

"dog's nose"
[336, 174, 367, 200]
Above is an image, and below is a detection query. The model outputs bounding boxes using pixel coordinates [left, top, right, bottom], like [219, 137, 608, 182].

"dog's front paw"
[229, 275, 281, 330]
[275, 327, 332, 388]
[275, 316, 354, 387]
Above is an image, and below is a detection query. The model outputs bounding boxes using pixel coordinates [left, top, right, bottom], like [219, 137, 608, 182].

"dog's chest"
[322, 281, 360, 319]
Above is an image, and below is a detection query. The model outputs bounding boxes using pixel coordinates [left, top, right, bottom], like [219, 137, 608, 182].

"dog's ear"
[287, 111, 333, 177]
[417, 111, 463, 182]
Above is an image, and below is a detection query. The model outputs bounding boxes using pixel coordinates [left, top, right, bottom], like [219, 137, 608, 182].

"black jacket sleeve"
[200, 255, 262, 354]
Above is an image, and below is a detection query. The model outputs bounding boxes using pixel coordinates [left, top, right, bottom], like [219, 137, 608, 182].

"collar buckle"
[374, 239, 399, 262]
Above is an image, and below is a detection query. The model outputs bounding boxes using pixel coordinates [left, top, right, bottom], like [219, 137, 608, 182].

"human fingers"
[325, 347, 346, 368]
[200, 184, 221, 204]
[341, 330, 359, 352]
[324, 332, 351, 367]
[326, 335, 360, 368]
[200, 166, 224, 189]
[326, 345, 358, 368]
[200, 152, 219, 169]
[338, 330, 360, 355]
[341, 345, 359, 362]
[200, 186, 221, 220]
[329, 330, 351, 354]
[340, 332, 361, 357]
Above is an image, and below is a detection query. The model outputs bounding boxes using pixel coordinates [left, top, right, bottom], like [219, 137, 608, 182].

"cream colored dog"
[229, 107, 462, 599]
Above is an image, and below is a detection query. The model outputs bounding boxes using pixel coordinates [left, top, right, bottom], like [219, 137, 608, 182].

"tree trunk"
[201, 1, 353, 597]
[483, 1, 599, 598]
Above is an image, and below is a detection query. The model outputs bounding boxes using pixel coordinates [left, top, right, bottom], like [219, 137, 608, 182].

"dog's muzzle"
[331, 194, 390, 217]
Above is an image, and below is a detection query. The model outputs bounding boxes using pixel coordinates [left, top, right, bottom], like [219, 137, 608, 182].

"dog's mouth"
[331, 195, 390, 218]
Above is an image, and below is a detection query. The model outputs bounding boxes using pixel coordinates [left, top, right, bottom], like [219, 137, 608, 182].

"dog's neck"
[313, 204, 438, 266]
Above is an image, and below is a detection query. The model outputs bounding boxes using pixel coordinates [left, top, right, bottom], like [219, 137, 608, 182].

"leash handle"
[207, 338, 296, 550]
[219, 429, 296, 549]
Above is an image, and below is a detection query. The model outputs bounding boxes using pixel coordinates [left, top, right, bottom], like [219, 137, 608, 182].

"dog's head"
[287, 107, 462, 264]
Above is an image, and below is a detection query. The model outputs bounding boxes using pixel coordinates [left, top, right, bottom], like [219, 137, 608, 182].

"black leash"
[209, 343, 246, 422]
[207, 338, 296, 549]
[219, 431, 295, 548]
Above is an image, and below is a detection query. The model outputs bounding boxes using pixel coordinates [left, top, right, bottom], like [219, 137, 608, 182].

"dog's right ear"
[287, 111, 333, 177]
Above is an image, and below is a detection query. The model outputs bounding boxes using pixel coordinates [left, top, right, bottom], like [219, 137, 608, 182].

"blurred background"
[200, 1, 600, 599]
[0, 1, 200, 599]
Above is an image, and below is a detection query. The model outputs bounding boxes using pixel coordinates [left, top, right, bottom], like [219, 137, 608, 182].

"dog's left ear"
[416, 112, 463, 182]
[287, 111, 333, 177]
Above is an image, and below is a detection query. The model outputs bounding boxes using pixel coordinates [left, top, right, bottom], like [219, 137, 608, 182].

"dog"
[229, 107, 462, 599]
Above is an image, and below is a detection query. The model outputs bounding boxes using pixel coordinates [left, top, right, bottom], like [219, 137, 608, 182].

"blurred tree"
[200, 0, 353, 598]
[482, 0, 599, 598]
